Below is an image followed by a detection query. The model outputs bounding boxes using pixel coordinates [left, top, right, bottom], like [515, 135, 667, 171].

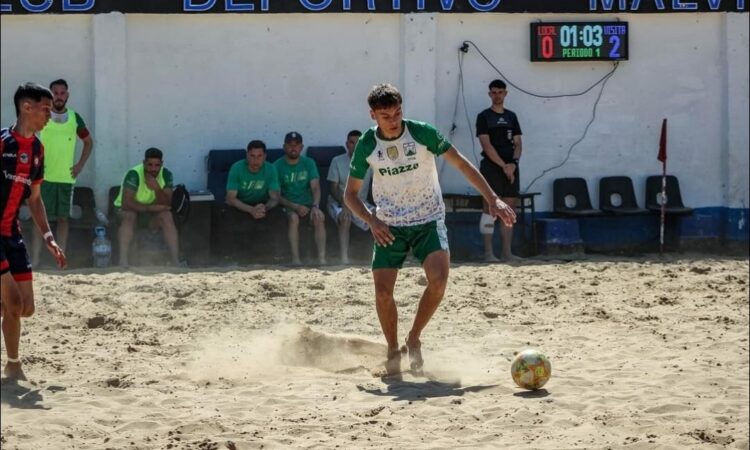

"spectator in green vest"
[274, 132, 326, 265]
[32, 79, 93, 265]
[114, 147, 179, 266]
[225, 139, 280, 218]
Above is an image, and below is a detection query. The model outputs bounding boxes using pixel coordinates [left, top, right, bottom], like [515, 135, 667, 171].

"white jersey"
[350, 119, 452, 226]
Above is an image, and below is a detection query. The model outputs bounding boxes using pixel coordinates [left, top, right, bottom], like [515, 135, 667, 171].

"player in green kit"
[344, 84, 516, 375]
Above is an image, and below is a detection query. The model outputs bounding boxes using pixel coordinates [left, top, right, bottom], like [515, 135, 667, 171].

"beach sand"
[1, 254, 748, 449]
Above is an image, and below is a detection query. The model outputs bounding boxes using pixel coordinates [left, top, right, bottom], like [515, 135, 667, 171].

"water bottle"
[95, 209, 109, 226]
[92, 226, 112, 268]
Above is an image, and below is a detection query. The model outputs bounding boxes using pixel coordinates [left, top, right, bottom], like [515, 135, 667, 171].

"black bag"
[171, 184, 191, 225]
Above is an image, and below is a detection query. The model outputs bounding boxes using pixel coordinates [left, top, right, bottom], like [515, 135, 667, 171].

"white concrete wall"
[1, 12, 747, 212]
[0, 15, 95, 188]
[436, 13, 749, 212]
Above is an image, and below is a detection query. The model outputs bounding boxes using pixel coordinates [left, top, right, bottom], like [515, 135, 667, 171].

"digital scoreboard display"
[530, 22, 629, 62]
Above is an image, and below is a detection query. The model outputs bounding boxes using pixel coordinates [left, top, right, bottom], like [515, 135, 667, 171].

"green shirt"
[273, 156, 319, 206]
[350, 119, 452, 226]
[226, 160, 280, 205]
[39, 109, 88, 184]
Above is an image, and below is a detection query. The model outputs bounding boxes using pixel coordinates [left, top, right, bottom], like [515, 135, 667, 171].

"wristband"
[512, 158, 520, 165]
[43, 231, 54, 241]
[6, 357, 20, 363]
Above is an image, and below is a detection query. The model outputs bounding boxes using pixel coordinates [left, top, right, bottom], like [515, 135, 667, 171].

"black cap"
[284, 131, 303, 144]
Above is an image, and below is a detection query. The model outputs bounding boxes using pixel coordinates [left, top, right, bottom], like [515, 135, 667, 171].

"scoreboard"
[530, 22, 629, 62]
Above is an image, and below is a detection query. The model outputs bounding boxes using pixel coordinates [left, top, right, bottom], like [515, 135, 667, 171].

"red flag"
[657, 118, 667, 162]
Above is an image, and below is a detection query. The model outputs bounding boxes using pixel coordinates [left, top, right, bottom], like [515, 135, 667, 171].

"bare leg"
[156, 211, 180, 265]
[500, 197, 519, 261]
[1, 274, 33, 380]
[337, 210, 352, 264]
[118, 211, 137, 266]
[482, 234, 499, 262]
[287, 212, 301, 265]
[373, 269, 400, 374]
[481, 200, 499, 262]
[407, 250, 450, 370]
[312, 213, 326, 265]
[56, 217, 69, 253]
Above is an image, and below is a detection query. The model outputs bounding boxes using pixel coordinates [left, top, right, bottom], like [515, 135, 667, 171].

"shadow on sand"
[0, 378, 50, 410]
[358, 372, 498, 402]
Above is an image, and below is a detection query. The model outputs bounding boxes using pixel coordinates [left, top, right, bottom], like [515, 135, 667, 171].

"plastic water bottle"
[95, 209, 109, 226]
[92, 226, 112, 268]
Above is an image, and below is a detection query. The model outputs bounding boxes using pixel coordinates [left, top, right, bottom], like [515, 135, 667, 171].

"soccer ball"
[510, 349, 551, 390]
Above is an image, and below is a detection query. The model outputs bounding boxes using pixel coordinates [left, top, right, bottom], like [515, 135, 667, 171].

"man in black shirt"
[475, 79, 523, 262]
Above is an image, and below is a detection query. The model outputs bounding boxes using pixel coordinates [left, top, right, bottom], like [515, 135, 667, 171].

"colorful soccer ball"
[510, 349, 551, 390]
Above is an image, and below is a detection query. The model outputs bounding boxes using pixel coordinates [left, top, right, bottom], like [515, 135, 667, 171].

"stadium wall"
[1, 12, 747, 246]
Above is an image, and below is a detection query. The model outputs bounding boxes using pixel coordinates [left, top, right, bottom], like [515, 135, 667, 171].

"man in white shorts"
[327, 129, 373, 264]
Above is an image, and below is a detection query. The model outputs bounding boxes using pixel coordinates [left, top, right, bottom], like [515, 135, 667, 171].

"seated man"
[225, 139, 280, 219]
[114, 147, 179, 266]
[327, 129, 373, 264]
[274, 132, 326, 265]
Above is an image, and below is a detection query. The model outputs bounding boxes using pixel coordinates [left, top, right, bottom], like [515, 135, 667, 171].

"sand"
[1, 254, 748, 449]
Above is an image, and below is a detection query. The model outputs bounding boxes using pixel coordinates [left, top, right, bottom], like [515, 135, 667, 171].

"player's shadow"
[512, 388, 550, 398]
[358, 375, 497, 402]
[0, 379, 49, 410]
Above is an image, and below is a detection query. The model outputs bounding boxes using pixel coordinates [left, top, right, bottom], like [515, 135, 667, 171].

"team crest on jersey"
[386, 146, 399, 161]
[403, 142, 416, 157]
[19, 152, 29, 164]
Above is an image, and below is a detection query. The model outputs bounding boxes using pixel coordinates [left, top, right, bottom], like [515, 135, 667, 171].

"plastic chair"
[266, 148, 284, 163]
[306, 146, 346, 167]
[645, 175, 693, 215]
[599, 176, 649, 215]
[69, 186, 98, 228]
[108, 185, 121, 221]
[553, 178, 601, 217]
[306, 146, 345, 211]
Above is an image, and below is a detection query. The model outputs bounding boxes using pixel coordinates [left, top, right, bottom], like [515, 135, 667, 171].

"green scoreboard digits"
[530, 22, 629, 62]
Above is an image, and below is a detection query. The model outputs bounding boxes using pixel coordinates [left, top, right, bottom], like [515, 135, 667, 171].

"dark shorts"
[0, 235, 33, 281]
[480, 158, 520, 198]
[41, 181, 73, 219]
[372, 220, 449, 270]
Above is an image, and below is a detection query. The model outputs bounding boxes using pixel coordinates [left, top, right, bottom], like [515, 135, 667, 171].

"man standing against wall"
[476, 79, 523, 262]
[327, 130, 373, 264]
[32, 79, 93, 265]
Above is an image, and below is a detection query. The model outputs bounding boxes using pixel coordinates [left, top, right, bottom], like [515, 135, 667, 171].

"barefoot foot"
[4, 362, 27, 381]
[405, 337, 423, 372]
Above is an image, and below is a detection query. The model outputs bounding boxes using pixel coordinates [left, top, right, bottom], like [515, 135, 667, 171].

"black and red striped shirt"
[1, 127, 44, 237]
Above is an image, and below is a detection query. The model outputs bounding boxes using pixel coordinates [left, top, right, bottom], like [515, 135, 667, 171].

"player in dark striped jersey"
[1, 83, 67, 380]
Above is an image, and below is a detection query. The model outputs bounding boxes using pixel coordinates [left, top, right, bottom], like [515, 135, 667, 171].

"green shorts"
[40, 181, 73, 220]
[372, 220, 449, 270]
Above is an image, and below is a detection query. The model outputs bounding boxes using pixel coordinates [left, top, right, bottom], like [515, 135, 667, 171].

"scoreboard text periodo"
[530, 22, 629, 62]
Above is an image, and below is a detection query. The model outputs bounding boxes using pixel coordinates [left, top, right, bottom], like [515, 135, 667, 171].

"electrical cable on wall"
[449, 40, 620, 192]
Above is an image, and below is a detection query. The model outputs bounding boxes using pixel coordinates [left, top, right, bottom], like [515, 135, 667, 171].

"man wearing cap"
[274, 132, 327, 265]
